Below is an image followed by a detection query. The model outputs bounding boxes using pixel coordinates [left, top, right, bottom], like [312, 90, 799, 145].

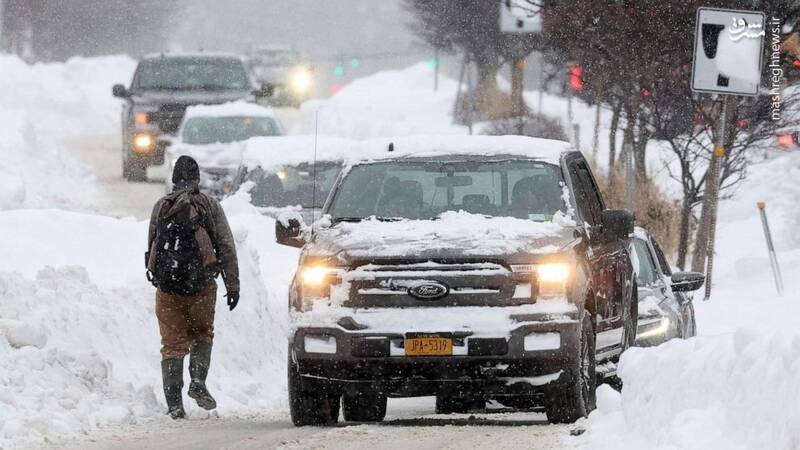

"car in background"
[230, 136, 350, 221]
[630, 227, 703, 346]
[274, 136, 637, 426]
[246, 47, 314, 107]
[112, 53, 270, 181]
[165, 101, 282, 198]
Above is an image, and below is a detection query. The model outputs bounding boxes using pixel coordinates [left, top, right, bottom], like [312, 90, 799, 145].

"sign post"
[691, 7, 765, 301]
[757, 202, 784, 296]
[500, 0, 541, 121]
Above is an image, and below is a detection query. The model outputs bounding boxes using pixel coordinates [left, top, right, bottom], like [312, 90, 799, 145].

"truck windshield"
[133, 57, 250, 91]
[181, 116, 281, 145]
[330, 160, 566, 221]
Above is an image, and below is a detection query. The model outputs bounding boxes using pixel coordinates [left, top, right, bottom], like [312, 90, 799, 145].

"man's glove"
[226, 291, 240, 311]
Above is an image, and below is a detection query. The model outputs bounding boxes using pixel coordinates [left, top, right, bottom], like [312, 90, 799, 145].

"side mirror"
[275, 215, 305, 248]
[671, 271, 705, 292]
[112, 84, 129, 98]
[600, 209, 634, 241]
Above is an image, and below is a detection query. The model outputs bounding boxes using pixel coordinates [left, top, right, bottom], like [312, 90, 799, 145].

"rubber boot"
[161, 358, 186, 419]
[187, 342, 217, 410]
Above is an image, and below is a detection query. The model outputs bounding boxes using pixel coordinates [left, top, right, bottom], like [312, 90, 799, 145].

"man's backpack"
[147, 194, 214, 295]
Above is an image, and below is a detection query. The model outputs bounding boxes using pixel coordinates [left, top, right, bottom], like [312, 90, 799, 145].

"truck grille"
[149, 103, 188, 134]
[342, 261, 532, 307]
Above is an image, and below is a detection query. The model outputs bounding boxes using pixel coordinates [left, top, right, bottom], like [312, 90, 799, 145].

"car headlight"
[290, 69, 312, 93]
[638, 317, 670, 339]
[511, 262, 570, 299]
[132, 133, 155, 154]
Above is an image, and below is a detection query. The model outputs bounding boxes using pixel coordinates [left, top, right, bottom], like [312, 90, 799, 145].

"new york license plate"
[405, 335, 453, 356]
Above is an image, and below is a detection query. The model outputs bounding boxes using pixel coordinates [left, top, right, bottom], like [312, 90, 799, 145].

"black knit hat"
[172, 155, 200, 184]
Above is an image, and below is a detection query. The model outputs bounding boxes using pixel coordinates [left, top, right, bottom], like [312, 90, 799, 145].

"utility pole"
[701, 96, 731, 301]
[511, 56, 526, 117]
[433, 47, 439, 92]
[624, 139, 635, 212]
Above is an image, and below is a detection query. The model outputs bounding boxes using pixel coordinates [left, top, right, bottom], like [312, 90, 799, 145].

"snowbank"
[579, 151, 800, 450]
[292, 62, 469, 138]
[0, 54, 136, 211]
[0, 203, 297, 448]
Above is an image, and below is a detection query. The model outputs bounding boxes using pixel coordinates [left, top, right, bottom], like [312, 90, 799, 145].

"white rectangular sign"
[691, 7, 766, 96]
[500, 0, 542, 33]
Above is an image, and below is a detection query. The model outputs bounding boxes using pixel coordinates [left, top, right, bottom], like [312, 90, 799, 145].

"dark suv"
[112, 53, 268, 181]
[275, 137, 636, 425]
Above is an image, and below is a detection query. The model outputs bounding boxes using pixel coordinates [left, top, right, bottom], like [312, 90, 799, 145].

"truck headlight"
[535, 263, 570, 298]
[132, 133, 155, 154]
[511, 262, 570, 299]
[300, 265, 343, 299]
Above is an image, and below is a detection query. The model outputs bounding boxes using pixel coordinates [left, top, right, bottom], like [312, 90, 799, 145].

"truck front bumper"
[291, 310, 580, 398]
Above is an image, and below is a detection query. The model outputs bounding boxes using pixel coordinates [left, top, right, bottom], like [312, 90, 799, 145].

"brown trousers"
[155, 283, 217, 359]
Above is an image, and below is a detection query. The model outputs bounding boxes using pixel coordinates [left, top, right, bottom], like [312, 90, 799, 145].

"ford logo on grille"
[408, 282, 449, 300]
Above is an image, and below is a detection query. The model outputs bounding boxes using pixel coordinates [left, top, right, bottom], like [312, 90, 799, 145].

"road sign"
[691, 7, 766, 96]
[500, 0, 541, 33]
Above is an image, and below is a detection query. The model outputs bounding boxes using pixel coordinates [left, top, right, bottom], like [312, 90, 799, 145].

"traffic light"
[334, 65, 345, 77]
[350, 58, 360, 68]
[427, 58, 438, 70]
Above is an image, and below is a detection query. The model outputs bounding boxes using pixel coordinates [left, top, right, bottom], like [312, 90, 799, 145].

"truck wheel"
[122, 154, 147, 182]
[342, 391, 387, 422]
[288, 355, 339, 426]
[435, 395, 483, 414]
[545, 313, 596, 424]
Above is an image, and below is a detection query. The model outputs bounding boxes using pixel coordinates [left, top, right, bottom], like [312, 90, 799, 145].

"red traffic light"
[569, 66, 584, 92]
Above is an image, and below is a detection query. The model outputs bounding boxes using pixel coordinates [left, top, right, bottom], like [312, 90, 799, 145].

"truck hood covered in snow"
[305, 211, 578, 263]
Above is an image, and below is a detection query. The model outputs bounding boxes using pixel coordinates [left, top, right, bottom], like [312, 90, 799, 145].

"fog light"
[304, 334, 337, 354]
[132, 133, 154, 154]
[524, 332, 561, 351]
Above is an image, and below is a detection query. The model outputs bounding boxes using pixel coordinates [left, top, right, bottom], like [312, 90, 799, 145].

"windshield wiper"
[331, 216, 405, 224]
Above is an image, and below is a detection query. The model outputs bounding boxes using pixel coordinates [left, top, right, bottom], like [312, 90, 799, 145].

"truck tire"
[435, 395, 483, 414]
[621, 284, 638, 351]
[288, 354, 339, 426]
[342, 391, 387, 422]
[545, 313, 596, 424]
[122, 154, 147, 182]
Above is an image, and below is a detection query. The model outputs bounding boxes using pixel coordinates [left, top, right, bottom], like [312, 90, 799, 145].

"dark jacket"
[147, 184, 240, 293]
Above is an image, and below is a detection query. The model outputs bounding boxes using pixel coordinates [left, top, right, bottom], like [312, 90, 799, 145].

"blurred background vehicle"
[112, 53, 270, 182]
[165, 101, 283, 198]
[246, 47, 315, 108]
[631, 227, 702, 347]
[230, 136, 350, 221]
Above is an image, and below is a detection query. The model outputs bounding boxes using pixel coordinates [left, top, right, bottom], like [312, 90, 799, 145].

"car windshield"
[133, 57, 250, 91]
[329, 160, 566, 221]
[244, 161, 342, 208]
[181, 116, 281, 145]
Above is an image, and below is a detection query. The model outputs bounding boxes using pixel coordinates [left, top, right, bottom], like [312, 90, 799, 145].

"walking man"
[146, 155, 239, 419]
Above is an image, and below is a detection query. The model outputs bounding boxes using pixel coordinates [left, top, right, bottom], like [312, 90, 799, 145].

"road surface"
[30, 398, 579, 450]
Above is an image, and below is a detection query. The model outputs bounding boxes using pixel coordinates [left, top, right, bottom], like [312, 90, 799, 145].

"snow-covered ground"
[1, 55, 799, 449]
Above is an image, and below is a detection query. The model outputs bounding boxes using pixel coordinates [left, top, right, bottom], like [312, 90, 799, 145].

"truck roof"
[241, 135, 573, 172]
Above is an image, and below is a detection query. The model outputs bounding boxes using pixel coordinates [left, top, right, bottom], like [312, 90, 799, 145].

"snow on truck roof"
[140, 51, 244, 61]
[183, 101, 276, 120]
[241, 135, 573, 171]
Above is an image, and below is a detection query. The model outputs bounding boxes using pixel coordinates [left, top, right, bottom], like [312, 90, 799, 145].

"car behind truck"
[274, 136, 637, 425]
[112, 53, 269, 181]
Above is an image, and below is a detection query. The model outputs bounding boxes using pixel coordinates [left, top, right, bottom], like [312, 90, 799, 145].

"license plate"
[405, 336, 453, 356]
